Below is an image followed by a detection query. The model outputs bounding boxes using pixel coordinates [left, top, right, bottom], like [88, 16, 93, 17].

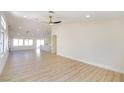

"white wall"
[52, 18, 124, 73]
[0, 12, 9, 74]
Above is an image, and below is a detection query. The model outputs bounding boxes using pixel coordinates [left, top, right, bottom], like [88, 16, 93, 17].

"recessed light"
[17, 33, 20, 35]
[24, 16, 27, 18]
[18, 26, 22, 29]
[37, 28, 39, 31]
[86, 14, 91, 18]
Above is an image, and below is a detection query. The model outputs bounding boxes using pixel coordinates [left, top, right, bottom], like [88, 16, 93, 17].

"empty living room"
[1, 0, 124, 93]
[0, 11, 124, 82]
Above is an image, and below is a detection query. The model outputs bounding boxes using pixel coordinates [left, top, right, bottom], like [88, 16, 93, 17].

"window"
[13, 39, 18, 46]
[13, 39, 33, 47]
[24, 39, 28, 46]
[40, 40, 44, 46]
[1, 16, 6, 30]
[18, 39, 23, 46]
[24, 39, 33, 46]
[0, 16, 6, 55]
[29, 40, 33, 46]
[36, 39, 44, 48]
[0, 30, 4, 55]
[13, 39, 24, 46]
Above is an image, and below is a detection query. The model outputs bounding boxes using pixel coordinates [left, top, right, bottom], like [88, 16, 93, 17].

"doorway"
[36, 39, 44, 49]
[51, 35, 57, 54]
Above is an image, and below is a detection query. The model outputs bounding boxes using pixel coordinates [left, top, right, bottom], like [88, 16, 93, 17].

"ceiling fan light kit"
[48, 11, 62, 25]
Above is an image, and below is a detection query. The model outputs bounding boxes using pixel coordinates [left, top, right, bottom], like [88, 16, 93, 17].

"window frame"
[1, 16, 6, 30]
[18, 39, 23, 46]
[28, 39, 33, 46]
[40, 40, 45, 46]
[13, 39, 33, 47]
[0, 30, 4, 55]
[13, 39, 19, 47]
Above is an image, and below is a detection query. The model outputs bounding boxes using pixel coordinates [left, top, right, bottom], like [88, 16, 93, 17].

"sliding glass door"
[36, 40, 44, 49]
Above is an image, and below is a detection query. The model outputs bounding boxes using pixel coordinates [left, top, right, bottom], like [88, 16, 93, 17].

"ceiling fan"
[48, 11, 62, 25]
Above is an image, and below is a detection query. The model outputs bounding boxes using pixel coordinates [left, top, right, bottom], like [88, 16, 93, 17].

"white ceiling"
[5, 11, 124, 38]
[7, 11, 124, 22]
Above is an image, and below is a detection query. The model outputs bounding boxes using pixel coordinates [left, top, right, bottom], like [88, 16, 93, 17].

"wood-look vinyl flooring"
[0, 50, 123, 82]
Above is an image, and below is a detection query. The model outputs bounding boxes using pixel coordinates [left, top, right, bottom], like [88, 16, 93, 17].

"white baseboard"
[57, 53, 124, 74]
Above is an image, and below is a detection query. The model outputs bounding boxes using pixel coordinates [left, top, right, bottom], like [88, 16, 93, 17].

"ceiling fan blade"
[53, 21, 62, 24]
[48, 11, 54, 14]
